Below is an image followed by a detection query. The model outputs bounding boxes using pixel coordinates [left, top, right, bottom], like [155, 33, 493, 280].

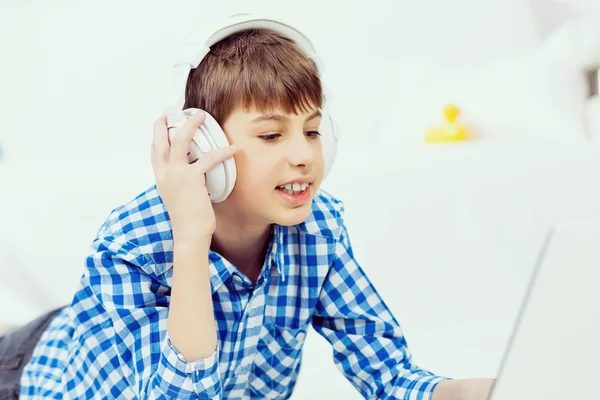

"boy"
[0, 15, 494, 399]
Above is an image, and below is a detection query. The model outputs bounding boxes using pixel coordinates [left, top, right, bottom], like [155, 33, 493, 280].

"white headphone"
[163, 13, 340, 202]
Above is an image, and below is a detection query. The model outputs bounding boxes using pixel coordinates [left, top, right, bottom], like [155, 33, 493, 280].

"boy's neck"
[211, 211, 272, 285]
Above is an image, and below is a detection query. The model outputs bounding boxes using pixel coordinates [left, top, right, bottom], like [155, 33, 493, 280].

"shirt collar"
[207, 251, 236, 294]
[271, 224, 286, 282]
[207, 224, 287, 294]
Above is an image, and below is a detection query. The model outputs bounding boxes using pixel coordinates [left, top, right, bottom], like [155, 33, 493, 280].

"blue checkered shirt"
[19, 186, 449, 399]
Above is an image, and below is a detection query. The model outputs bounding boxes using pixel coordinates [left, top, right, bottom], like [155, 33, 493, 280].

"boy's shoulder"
[93, 185, 169, 247]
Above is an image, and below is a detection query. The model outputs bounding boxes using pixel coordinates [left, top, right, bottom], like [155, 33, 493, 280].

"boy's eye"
[259, 133, 281, 142]
[258, 131, 320, 142]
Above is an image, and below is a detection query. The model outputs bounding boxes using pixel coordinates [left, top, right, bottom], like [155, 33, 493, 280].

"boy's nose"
[287, 135, 315, 168]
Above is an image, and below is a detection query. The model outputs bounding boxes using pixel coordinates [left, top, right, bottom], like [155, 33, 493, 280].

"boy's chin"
[269, 205, 313, 227]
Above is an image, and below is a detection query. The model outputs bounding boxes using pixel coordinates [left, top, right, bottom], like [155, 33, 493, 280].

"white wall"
[532, 0, 600, 39]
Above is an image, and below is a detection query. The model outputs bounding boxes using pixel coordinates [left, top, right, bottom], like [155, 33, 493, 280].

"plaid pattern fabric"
[19, 186, 449, 399]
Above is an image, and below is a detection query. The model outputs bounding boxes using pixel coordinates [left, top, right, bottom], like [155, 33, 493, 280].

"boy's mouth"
[276, 182, 311, 195]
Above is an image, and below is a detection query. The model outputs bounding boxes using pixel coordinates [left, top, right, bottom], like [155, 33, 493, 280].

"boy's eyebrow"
[251, 110, 322, 123]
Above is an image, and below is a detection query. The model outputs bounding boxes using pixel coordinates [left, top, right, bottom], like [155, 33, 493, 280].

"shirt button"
[296, 332, 306, 341]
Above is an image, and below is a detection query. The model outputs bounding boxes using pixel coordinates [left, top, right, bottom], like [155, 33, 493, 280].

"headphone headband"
[164, 14, 325, 119]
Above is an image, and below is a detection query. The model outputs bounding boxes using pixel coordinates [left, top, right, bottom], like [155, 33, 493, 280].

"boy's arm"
[311, 218, 493, 400]
[168, 234, 217, 361]
[66, 237, 222, 400]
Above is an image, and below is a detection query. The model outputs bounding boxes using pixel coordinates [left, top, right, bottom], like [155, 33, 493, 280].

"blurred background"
[1, 0, 600, 398]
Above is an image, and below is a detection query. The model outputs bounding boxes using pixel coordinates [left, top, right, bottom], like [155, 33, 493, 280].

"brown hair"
[183, 28, 323, 125]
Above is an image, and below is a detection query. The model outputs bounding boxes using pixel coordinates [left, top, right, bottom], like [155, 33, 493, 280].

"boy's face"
[220, 105, 324, 227]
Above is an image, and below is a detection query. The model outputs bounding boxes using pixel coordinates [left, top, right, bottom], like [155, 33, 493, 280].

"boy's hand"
[151, 111, 237, 241]
[432, 378, 495, 400]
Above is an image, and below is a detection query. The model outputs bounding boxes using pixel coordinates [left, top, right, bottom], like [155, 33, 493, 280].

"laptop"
[488, 218, 600, 400]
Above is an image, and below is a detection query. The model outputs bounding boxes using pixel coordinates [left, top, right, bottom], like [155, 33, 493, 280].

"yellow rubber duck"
[425, 103, 470, 143]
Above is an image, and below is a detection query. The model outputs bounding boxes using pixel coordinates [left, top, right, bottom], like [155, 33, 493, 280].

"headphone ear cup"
[168, 108, 237, 202]
[199, 111, 237, 202]
[319, 112, 339, 180]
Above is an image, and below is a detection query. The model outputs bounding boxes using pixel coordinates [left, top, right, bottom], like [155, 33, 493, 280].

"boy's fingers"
[151, 115, 169, 171]
[192, 144, 238, 173]
[171, 110, 207, 165]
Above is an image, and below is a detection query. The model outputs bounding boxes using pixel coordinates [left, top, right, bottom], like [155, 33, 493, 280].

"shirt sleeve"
[66, 237, 222, 400]
[311, 219, 451, 400]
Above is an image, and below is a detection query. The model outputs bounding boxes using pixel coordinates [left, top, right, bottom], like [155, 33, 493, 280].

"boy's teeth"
[279, 182, 310, 195]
